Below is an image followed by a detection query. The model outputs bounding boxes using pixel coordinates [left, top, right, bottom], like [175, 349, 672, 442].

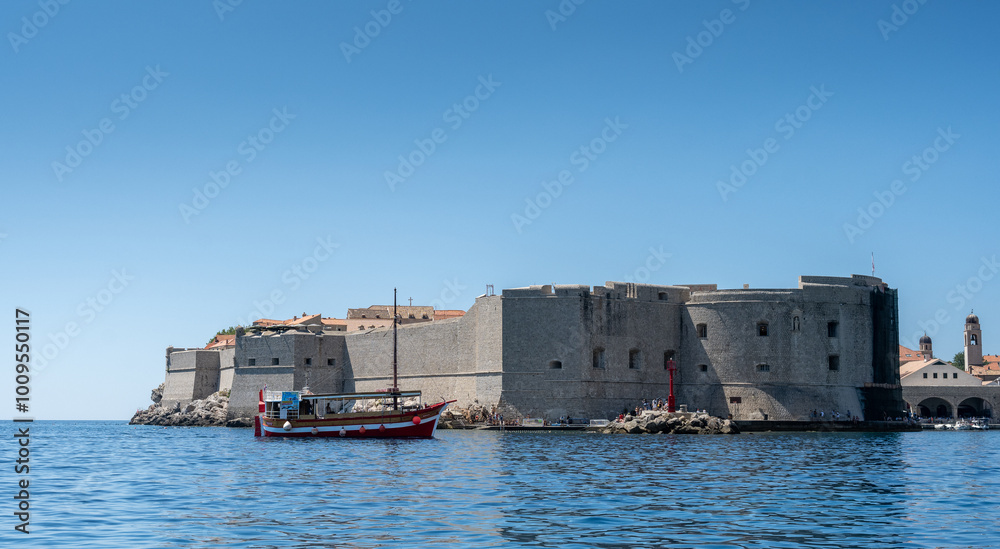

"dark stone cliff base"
[602, 411, 740, 435]
[129, 384, 253, 428]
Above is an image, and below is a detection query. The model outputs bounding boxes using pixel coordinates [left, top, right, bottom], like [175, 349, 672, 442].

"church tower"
[919, 333, 933, 360]
[964, 311, 982, 373]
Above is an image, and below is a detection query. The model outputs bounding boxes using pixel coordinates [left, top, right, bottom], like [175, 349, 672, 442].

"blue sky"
[2, 0, 997, 419]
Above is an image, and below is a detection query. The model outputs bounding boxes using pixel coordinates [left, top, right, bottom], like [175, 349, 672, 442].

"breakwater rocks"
[602, 411, 740, 435]
[129, 385, 253, 427]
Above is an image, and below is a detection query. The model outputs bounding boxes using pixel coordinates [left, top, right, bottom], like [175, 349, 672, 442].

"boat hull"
[258, 400, 453, 438]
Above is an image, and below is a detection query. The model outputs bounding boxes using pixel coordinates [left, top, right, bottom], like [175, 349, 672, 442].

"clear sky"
[2, 0, 997, 420]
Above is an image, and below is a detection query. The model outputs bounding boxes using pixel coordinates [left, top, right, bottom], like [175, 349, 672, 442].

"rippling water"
[2, 422, 999, 548]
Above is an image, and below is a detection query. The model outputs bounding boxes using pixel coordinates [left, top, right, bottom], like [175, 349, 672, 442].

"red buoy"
[412, 416, 421, 425]
[379, 424, 386, 433]
[359, 426, 366, 435]
[339, 428, 346, 437]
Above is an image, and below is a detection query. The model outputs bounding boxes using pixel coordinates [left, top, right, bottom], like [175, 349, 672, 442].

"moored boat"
[255, 389, 453, 438]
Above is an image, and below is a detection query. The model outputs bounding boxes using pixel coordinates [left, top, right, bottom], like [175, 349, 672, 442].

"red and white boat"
[253, 288, 454, 439]
[254, 389, 453, 438]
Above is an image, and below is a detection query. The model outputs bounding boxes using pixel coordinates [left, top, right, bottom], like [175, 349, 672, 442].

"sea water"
[1, 421, 998, 548]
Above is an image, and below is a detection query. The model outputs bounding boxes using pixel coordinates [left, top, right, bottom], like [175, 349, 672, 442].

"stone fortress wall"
[160, 275, 904, 422]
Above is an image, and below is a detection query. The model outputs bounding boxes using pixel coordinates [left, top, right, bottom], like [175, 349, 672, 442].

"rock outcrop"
[129, 388, 253, 427]
[602, 411, 739, 435]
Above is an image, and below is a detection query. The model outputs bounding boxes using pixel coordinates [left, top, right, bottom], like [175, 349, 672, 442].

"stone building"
[159, 274, 905, 422]
[899, 324, 1000, 418]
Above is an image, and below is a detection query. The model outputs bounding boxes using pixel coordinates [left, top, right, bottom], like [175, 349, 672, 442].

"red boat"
[253, 288, 454, 439]
[255, 389, 454, 438]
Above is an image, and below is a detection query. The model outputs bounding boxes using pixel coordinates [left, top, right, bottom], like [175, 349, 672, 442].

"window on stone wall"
[248, 358, 256, 366]
[697, 323, 707, 338]
[663, 350, 676, 369]
[971, 334, 978, 345]
[933, 372, 938, 378]
[327, 358, 335, 366]
[923, 372, 927, 378]
[422, 314, 429, 319]
[757, 322, 769, 336]
[271, 358, 279, 366]
[549, 360, 562, 369]
[305, 358, 312, 366]
[629, 349, 642, 369]
[756, 363, 770, 372]
[593, 348, 605, 369]
[730, 396, 742, 403]
[953, 372, 958, 379]
[698, 364, 708, 372]
[828, 321, 839, 337]
[658, 292, 668, 301]
[828, 355, 839, 371]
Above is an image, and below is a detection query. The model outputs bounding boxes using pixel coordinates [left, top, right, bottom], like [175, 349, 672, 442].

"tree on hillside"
[207, 326, 238, 345]
[952, 352, 964, 370]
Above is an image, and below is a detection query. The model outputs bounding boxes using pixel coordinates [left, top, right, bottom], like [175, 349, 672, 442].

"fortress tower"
[919, 333, 933, 360]
[964, 312, 982, 373]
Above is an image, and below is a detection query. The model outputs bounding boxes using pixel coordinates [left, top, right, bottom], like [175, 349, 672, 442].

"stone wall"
[343, 297, 499, 406]
[161, 349, 220, 408]
[160, 274, 902, 425]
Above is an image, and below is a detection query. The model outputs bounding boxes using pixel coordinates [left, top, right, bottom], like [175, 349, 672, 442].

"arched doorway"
[916, 397, 952, 418]
[957, 397, 989, 418]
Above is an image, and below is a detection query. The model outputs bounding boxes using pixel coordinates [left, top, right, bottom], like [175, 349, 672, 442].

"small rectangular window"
[327, 358, 335, 366]
[629, 349, 642, 370]
[757, 364, 770, 372]
[248, 358, 256, 366]
[697, 324, 707, 338]
[698, 364, 708, 372]
[305, 358, 312, 366]
[549, 360, 562, 369]
[933, 372, 938, 379]
[828, 322, 839, 337]
[923, 372, 927, 378]
[758, 323, 768, 337]
[730, 396, 742, 404]
[828, 355, 839, 371]
[592, 348, 605, 369]
[272, 358, 279, 366]
[953, 372, 958, 379]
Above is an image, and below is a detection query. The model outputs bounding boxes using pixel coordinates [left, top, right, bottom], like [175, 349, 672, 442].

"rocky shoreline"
[601, 410, 740, 435]
[129, 384, 254, 428]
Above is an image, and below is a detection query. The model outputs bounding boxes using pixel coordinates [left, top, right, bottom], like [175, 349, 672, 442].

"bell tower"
[918, 333, 933, 360]
[964, 311, 982, 373]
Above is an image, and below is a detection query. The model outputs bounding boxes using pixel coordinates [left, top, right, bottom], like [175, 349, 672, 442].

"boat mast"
[392, 287, 399, 397]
